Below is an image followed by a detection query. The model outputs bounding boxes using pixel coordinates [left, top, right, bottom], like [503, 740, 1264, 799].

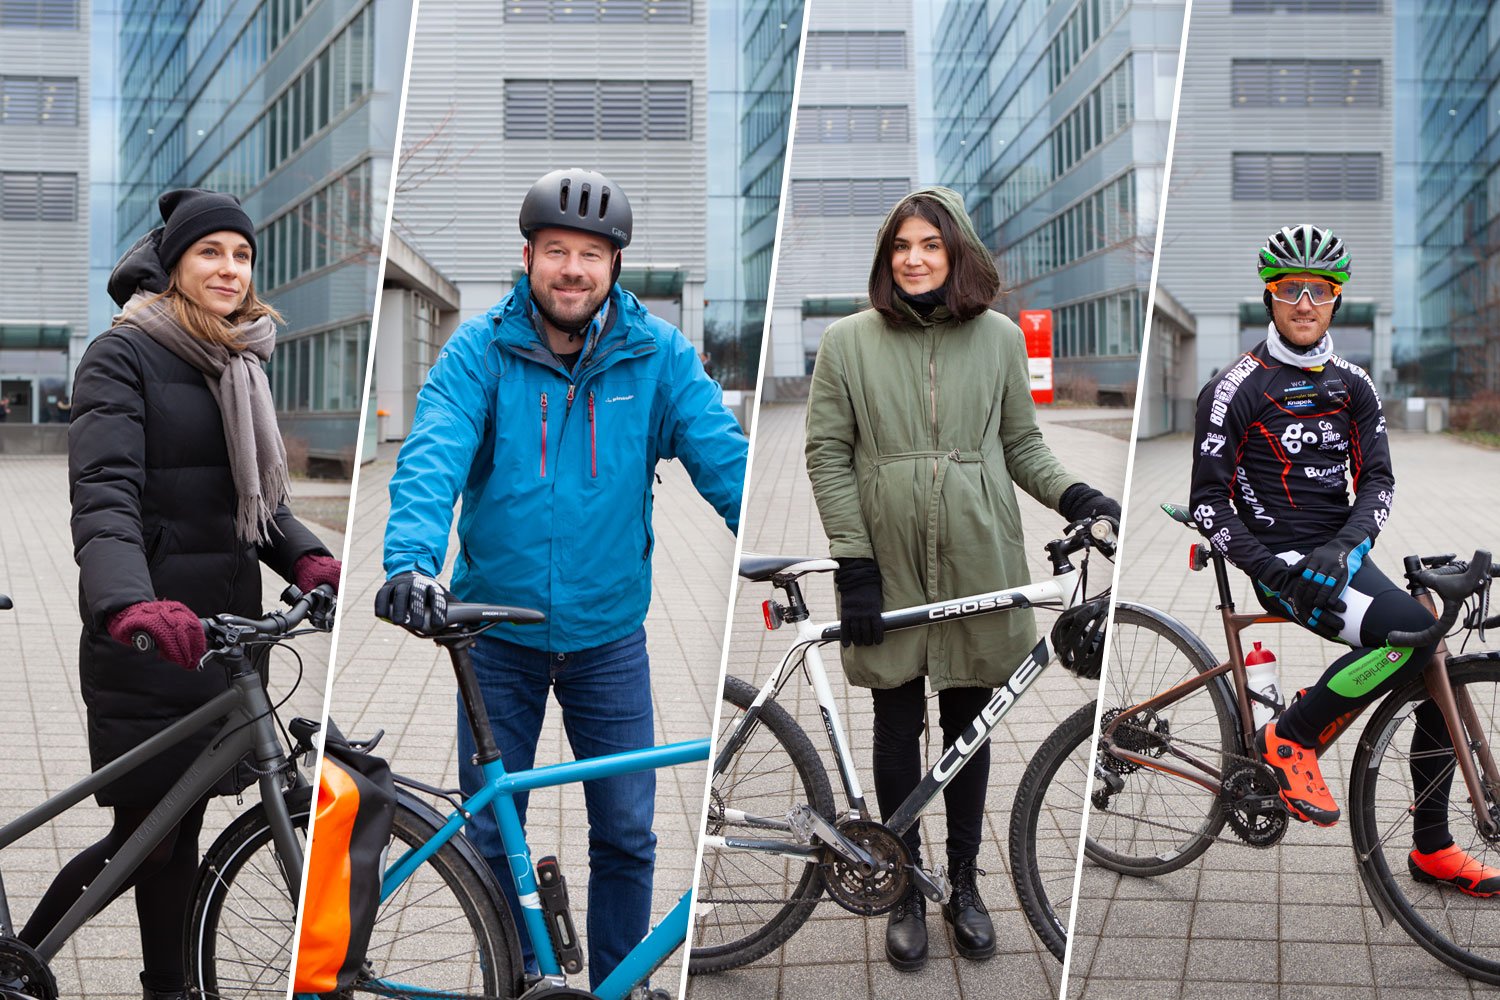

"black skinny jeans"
[871, 677, 992, 863]
[19, 799, 209, 992]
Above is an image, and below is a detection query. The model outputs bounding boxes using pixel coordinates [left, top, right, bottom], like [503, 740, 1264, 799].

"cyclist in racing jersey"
[1189, 223, 1498, 896]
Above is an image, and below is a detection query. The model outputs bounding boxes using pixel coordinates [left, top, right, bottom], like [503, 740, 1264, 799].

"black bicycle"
[0, 584, 336, 1000]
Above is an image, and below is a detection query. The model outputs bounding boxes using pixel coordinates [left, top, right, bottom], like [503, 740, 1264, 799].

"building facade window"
[1053, 288, 1145, 358]
[1231, 152, 1381, 199]
[269, 320, 370, 414]
[503, 0, 691, 22]
[0, 171, 77, 221]
[999, 171, 1135, 285]
[1231, 0, 1378, 12]
[804, 30, 906, 70]
[1231, 59, 1381, 107]
[796, 105, 909, 144]
[256, 159, 372, 291]
[0, 76, 79, 126]
[0, 0, 78, 28]
[1050, 58, 1133, 179]
[791, 177, 911, 216]
[1046, 0, 1129, 92]
[504, 80, 692, 140]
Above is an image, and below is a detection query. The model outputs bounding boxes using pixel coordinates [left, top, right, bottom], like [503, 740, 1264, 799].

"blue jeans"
[457, 626, 656, 989]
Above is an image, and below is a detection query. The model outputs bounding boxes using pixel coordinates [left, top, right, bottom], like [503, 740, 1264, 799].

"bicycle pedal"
[536, 856, 585, 976]
[912, 864, 947, 903]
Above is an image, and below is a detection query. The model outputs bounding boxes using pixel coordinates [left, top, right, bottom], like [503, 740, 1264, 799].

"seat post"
[440, 637, 502, 765]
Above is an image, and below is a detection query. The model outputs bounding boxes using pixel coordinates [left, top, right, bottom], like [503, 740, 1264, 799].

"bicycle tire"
[688, 674, 836, 973]
[1085, 603, 1237, 876]
[189, 790, 522, 999]
[1008, 699, 1099, 962]
[1349, 656, 1500, 986]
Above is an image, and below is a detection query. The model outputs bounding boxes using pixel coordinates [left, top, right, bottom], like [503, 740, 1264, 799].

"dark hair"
[868, 194, 1000, 326]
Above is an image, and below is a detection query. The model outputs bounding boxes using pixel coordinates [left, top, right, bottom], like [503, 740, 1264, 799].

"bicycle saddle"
[738, 553, 837, 582]
[1160, 501, 1194, 527]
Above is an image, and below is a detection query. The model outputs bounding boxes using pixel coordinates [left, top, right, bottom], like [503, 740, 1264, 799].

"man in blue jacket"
[375, 168, 746, 991]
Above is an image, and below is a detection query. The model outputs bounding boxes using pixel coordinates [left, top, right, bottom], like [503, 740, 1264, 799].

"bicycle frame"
[359, 638, 711, 1000]
[705, 562, 1086, 860]
[0, 649, 304, 961]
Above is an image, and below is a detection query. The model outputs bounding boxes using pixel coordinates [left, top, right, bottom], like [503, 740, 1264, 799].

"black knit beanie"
[157, 188, 257, 271]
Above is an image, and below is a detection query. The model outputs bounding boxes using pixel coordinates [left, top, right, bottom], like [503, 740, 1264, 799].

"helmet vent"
[578, 184, 591, 217]
[598, 188, 610, 218]
[558, 178, 570, 213]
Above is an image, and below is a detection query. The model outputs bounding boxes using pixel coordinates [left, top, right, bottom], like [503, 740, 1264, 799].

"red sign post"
[1018, 309, 1054, 405]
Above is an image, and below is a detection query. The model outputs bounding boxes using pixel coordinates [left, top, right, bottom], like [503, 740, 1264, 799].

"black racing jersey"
[1189, 339, 1394, 577]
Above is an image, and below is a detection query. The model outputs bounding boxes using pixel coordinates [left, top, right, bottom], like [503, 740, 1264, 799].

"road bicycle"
[687, 516, 1115, 973]
[1012, 501, 1500, 984]
[293, 605, 710, 1000]
[0, 584, 337, 1000]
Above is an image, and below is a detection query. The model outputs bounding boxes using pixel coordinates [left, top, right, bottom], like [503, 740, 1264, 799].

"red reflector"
[1188, 544, 1197, 572]
[762, 600, 776, 630]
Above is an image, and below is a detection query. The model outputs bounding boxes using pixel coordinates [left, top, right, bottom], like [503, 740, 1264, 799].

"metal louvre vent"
[1231, 152, 1382, 200]
[1231, 60, 1381, 107]
[0, 171, 78, 220]
[503, 0, 691, 23]
[804, 30, 907, 70]
[0, 76, 79, 125]
[1231, 0, 1378, 11]
[0, 0, 78, 28]
[504, 80, 692, 141]
[791, 178, 912, 216]
[796, 105, 909, 144]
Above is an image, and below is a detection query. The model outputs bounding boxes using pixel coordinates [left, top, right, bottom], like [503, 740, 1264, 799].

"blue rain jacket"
[384, 278, 746, 652]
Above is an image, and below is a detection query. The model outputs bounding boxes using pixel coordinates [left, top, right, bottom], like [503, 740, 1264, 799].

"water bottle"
[1245, 641, 1281, 730]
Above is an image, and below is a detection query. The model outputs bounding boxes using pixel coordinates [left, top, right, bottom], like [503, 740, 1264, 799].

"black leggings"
[19, 799, 209, 992]
[871, 677, 992, 863]
[1256, 555, 1453, 852]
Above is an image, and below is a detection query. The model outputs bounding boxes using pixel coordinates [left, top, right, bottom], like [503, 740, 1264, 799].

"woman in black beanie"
[18, 189, 343, 999]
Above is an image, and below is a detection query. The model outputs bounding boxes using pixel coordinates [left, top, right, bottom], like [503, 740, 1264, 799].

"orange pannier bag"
[294, 724, 395, 994]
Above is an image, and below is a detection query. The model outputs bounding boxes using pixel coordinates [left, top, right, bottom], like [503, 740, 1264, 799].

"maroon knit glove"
[293, 553, 342, 595]
[107, 600, 207, 670]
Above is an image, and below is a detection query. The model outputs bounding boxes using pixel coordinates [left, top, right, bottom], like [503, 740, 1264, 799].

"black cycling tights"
[871, 677, 992, 864]
[19, 798, 209, 992]
[1260, 557, 1453, 853]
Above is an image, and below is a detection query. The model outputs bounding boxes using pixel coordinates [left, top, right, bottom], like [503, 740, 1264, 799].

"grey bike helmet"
[1052, 599, 1108, 680]
[518, 168, 632, 249]
[1256, 224, 1351, 284]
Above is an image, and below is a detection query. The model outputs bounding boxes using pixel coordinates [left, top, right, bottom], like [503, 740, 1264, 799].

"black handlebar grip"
[131, 631, 155, 653]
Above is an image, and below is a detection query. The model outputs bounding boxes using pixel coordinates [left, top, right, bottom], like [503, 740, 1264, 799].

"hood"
[873, 186, 992, 327]
[107, 227, 170, 307]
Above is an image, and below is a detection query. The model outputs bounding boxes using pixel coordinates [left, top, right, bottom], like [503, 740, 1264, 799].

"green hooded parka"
[805, 187, 1082, 690]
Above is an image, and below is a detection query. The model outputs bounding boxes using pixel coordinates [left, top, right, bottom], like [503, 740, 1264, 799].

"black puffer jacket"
[70, 320, 327, 805]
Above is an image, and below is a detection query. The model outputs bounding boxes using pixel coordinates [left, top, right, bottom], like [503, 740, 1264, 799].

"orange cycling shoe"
[1409, 844, 1500, 897]
[1256, 720, 1340, 826]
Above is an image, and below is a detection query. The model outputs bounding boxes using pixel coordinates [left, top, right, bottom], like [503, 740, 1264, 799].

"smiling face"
[1269, 270, 1336, 347]
[890, 215, 951, 296]
[174, 231, 253, 318]
[523, 227, 616, 333]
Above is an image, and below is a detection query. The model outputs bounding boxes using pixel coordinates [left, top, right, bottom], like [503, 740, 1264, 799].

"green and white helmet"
[1256, 224, 1351, 284]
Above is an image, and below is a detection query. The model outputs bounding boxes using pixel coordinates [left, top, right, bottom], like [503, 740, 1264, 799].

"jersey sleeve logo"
[1200, 432, 1226, 456]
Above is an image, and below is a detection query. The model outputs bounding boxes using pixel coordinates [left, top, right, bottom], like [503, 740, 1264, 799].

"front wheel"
[1350, 657, 1500, 986]
[1009, 700, 1099, 962]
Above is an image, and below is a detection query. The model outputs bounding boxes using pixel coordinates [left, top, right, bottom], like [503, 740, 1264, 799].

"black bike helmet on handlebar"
[1052, 599, 1109, 680]
[518, 168, 633, 249]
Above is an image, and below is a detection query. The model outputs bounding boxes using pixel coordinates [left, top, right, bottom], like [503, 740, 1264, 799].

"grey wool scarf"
[118, 291, 290, 543]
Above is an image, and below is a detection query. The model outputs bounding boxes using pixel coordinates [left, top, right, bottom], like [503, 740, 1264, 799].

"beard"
[531, 277, 609, 336]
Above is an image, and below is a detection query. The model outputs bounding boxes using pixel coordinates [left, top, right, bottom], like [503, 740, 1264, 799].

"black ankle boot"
[943, 856, 995, 960]
[885, 883, 928, 971]
[141, 990, 192, 1000]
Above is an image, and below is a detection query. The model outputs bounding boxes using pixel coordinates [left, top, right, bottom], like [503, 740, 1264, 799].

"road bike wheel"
[1009, 699, 1099, 962]
[190, 792, 521, 999]
[689, 674, 836, 973]
[1349, 657, 1500, 986]
[1086, 603, 1237, 876]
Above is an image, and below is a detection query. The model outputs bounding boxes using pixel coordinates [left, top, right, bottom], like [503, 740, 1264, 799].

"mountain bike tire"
[1009, 699, 1099, 962]
[689, 674, 836, 973]
[1350, 656, 1500, 987]
[1085, 603, 1237, 876]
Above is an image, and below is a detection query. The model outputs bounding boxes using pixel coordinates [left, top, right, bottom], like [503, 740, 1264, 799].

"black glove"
[374, 571, 451, 635]
[834, 558, 884, 648]
[1058, 482, 1122, 523]
[1257, 559, 1345, 641]
[1282, 538, 1362, 615]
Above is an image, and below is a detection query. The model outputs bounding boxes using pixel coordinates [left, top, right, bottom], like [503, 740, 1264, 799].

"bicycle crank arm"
[789, 804, 877, 870]
[705, 835, 821, 861]
[910, 864, 948, 903]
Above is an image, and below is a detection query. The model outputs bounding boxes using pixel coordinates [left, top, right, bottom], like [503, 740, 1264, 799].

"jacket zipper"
[588, 391, 597, 478]
[929, 337, 939, 479]
[539, 391, 548, 477]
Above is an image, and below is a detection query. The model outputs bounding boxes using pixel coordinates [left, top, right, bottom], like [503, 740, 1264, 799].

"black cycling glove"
[1283, 538, 1362, 615]
[374, 571, 451, 635]
[1257, 559, 1345, 641]
[834, 558, 884, 648]
[1058, 482, 1122, 524]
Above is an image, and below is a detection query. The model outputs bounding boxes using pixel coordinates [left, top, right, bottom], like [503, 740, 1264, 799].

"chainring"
[1222, 762, 1289, 848]
[820, 819, 912, 915]
[0, 938, 56, 1000]
[705, 786, 725, 836]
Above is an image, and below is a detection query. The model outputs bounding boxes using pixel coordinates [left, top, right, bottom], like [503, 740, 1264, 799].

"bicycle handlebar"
[131, 583, 338, 656]
[1388, 551, 1492, 647]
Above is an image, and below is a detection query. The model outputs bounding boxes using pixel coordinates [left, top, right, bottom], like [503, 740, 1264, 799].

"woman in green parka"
[805, 187, 1120, 972]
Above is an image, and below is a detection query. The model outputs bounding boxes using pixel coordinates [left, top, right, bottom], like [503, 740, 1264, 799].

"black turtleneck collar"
[896, 285, 948, 318]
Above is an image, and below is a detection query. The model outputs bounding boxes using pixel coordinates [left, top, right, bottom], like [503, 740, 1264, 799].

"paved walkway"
[328, 442, 735, 998]
[1066, 430, 1500, 1000]
[0, 457, 343, 998]
[685, 402, 1131, 1000]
